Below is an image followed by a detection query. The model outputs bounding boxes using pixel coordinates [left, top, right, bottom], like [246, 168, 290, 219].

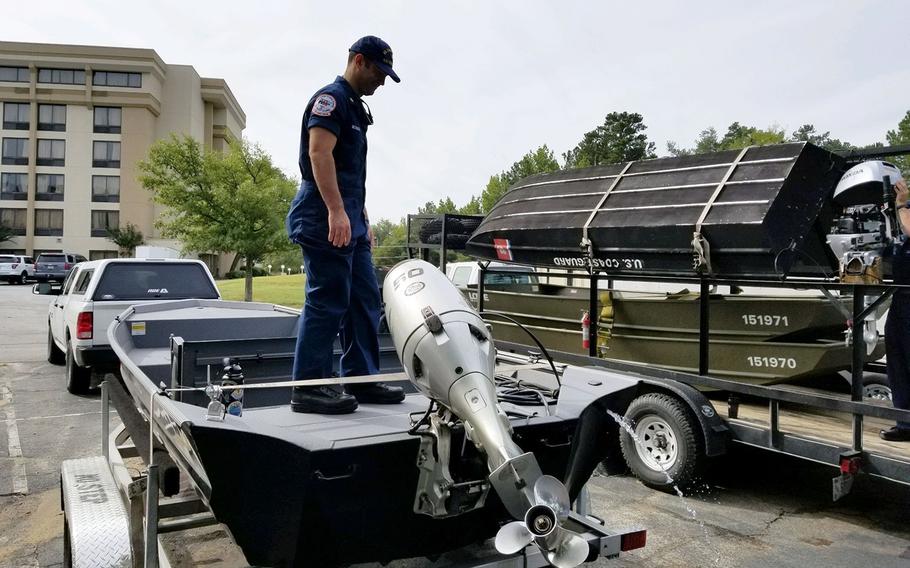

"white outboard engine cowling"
[383, 259, 590, 567]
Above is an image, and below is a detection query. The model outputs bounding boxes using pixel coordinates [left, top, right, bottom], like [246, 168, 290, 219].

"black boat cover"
[466, 142, 846, 278]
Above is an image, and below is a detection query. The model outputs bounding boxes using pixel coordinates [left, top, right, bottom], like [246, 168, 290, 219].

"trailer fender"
[636, 379, 729, 458]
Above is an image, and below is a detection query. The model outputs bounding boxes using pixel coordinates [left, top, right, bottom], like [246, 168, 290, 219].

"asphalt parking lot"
[2, 282, 910, 568]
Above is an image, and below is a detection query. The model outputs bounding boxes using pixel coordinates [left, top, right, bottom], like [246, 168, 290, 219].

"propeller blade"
[533, 475, 571, 520]
[546, 532, 590, 568]
[495, 521, 534, 555]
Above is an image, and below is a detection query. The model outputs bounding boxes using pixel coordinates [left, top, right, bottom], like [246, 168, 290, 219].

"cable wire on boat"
[480, 310, 561, 389]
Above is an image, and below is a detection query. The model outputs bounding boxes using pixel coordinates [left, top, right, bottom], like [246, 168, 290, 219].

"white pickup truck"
[34, 258, 221, 394]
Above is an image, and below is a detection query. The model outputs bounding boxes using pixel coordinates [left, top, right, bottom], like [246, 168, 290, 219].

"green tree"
[563, 112, 656, 168]
[139, 135, 297, 301]
[886, 110, 910, 174]
[720, 122, 786, 149]
[790, 124, 855, 153]
[0, 223, 14, 245]
[105, 222, 145, 257]
[371, 218, 408, 267]
[481, 145, 560, 212]
[459, 195, 482, 215]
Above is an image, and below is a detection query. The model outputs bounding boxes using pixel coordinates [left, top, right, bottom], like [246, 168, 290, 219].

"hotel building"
[0, 41, 245, 275]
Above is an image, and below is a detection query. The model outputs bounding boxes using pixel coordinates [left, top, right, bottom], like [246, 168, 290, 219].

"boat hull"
[467, 142, 845, 278]
[108, 299, 642, 567]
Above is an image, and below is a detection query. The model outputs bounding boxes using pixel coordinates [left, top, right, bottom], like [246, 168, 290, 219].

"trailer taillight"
[621, 529, 647, 551]
[76, 312, 93, 340]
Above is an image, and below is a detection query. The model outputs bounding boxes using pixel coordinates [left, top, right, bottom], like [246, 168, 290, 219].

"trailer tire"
[48, 327, 65, 365]
[419, 218, 464, 242]
[65, 339, 92, 395]
[619, 393, 703, 491]
[459, 217, 483, 234]
[862, 374, 892, 401]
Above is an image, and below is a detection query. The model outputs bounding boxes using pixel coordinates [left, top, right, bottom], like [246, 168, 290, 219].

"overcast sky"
[8, 1, 910, 221]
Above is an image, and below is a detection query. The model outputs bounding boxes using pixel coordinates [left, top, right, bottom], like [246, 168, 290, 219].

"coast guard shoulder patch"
[312, 94, 337, 117]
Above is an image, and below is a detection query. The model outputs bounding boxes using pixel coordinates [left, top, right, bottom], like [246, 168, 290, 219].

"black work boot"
[346, 382, 405, 404]
[880, 426, 910, 442]
[290, 385, 358, 414]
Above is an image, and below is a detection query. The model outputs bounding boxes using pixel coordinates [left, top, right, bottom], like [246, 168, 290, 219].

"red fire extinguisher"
[581, 311, 591, 350]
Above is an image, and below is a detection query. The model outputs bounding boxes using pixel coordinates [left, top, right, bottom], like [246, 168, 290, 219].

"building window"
[0, 67, 29, 83]
[89, 250, 119, 261]
[37, 68, 85, 85]
[34, 209, 63, 236]
[93, 71, 141, 88]
[38, 105, 66, 132]
[1, 138, 28, 165]
[93, 141, 120, 168]
[92, 176, 120, 202]
[36, 174, 64, 201]
[93, 107, 122, 134]
[37, 139, 65, 166]
[0, 208, 26, 235]
[91, 210, 119, 237]
[0, 173, 27, 201]
[2, 103, 29, 130]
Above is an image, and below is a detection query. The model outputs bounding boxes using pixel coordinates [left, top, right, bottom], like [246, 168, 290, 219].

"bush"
[225, 266, 269, 279]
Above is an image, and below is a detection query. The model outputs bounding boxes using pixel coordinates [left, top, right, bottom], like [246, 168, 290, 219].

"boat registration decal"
[746, 356, 797, 369]
[742, 314, 790, 327]
[131, 322, 146, 336]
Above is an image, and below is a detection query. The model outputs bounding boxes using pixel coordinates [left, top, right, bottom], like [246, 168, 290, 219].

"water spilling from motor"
[606, 409, 722, 567]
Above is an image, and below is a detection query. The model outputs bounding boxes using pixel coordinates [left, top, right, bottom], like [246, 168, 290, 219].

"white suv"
[0, 254, 36, 284]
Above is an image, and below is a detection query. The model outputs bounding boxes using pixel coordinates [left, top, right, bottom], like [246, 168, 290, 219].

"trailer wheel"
[63, 516, 73, 568]
[619, 393, 703, 491]
[862, 375, 892, 401]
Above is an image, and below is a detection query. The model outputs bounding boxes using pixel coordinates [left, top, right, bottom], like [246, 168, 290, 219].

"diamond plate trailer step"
[61, 456, 132, 568]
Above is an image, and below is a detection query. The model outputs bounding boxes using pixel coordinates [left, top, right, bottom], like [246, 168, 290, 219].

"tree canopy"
[139, 135, 297, 300]
[886, 110, 910, 174]
[480, 145, 560, 213]
[106, 222, 145, 257]
[563, 112, 657, 168]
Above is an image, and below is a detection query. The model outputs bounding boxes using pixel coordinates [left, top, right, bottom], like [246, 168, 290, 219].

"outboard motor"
[383, 259, 589, 567]
[827, 160, 905, 284]
[826, 160, 904, 355]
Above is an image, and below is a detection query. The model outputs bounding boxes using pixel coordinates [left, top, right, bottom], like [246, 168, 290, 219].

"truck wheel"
[65, 340, 92, 395]
[862, 375, 892, 401]
[47, 327, 65, 365]
[619, 393, 703, 491]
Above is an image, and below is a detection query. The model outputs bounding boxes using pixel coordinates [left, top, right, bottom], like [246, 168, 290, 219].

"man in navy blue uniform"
[882, 178, 910, 440]
[286, 36, 404, 414]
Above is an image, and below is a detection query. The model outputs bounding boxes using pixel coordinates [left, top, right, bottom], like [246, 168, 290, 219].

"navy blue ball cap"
[350, 36, 400, 83]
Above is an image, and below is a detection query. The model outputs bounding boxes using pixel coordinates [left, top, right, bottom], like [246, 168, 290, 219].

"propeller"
[494, 475, 590, 568]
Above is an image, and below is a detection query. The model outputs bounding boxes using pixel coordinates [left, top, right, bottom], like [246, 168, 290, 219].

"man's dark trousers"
[886, 305, 910, 431]
[292, 232, 381, 381]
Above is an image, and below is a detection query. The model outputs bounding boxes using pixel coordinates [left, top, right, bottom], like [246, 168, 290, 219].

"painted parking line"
[1, 384, 28, 495]
[15, 410, 102, 422]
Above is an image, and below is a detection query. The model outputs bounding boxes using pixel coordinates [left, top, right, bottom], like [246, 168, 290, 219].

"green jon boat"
[469, 284, 885, 386]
